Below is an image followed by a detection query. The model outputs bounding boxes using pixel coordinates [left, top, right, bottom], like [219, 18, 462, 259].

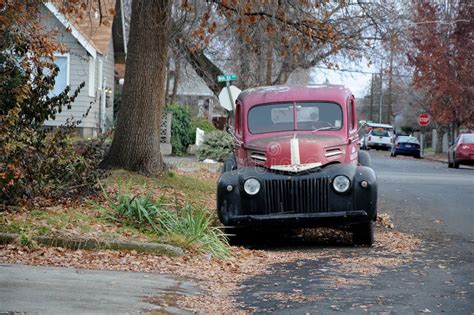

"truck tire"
[352, 221, 374, 246]
[224, 227, 253, 245]
[358, 151, 371, 167]
[222, 155, 237, 173]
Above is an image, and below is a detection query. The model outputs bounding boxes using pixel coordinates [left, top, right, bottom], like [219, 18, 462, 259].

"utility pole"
[379, 59, 383, 124]
[370, 73, 374, 122]
[387, 44, 394, 124]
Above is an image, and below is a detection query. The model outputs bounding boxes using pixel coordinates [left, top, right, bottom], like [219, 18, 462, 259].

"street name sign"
[418, 113, 430, 126]
[217, 74, 238, 82]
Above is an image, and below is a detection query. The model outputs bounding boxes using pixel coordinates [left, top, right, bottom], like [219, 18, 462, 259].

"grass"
[423, 146, 434, 154]
[0, 168, 227, 257]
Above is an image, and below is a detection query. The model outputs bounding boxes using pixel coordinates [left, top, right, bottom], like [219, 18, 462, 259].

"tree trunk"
[265, 40, 273, 86]
[164, 60, 171, 105]
[170, 57, 180, 105]
[435, 126, 446, 154]
[100, 0, 171, 175]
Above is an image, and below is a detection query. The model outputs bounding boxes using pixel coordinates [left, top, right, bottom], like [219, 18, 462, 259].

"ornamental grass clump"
[100, 188, 230, 258]
[155, 204, 230, 258]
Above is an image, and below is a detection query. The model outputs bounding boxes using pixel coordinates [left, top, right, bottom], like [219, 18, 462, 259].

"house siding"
[40, 5, 116, 136]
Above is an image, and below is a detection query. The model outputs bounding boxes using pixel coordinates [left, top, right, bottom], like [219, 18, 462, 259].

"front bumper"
[394, 147, 420, 156]
[217, 164, 377, 228]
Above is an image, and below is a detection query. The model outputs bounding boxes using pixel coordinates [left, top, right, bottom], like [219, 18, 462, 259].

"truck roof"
[366, 122, 394, 129]
[238, 84, 353, 107]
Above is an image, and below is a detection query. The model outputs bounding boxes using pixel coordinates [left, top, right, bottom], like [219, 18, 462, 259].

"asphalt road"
[236, 150, 474, 314]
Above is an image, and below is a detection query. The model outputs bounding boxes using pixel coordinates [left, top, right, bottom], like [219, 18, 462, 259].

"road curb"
[422, 155, 448, 164]
[0, 233, 184, 256]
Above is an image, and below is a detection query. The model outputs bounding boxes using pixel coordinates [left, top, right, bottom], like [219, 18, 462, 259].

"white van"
[365, 123, 394, 150]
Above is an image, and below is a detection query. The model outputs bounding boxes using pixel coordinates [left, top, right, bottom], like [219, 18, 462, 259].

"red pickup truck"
[217, 85, 377, 245]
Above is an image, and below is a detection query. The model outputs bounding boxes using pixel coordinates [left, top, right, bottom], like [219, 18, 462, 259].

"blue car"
[391, 136, 421, 158]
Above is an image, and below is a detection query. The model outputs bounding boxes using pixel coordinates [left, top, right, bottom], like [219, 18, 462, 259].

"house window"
[98, 59, 103, 90]
[50, 54, 69, 96]
[88, 56, 96, 97]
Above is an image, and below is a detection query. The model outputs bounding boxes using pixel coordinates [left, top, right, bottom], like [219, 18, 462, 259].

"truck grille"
[262, 177, 330, 214]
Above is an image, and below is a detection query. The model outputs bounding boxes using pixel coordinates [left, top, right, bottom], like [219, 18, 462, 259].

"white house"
[40, 0, 127, 138]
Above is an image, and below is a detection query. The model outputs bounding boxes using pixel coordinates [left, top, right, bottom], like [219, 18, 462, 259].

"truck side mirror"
[225, 125, 234, 136]
[356, 120, 367, 133]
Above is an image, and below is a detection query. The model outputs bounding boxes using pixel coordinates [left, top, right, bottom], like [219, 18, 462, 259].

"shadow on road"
[229, 227, 356, 250]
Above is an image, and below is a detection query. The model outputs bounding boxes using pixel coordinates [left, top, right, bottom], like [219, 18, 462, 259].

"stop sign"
[418, 113, 430, 126]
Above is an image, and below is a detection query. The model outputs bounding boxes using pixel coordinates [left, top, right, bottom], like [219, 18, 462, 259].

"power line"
[313, 65, 411, 77]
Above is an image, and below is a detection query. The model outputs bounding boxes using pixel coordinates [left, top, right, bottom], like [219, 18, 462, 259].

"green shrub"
[166, 104, 193, 155]
[197, 130, 233, 162]
[191, 118, 216, 145]
[191, 119, 216, 133]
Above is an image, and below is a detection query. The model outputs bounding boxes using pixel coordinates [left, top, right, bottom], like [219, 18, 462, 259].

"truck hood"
[246, 134, 346, 172]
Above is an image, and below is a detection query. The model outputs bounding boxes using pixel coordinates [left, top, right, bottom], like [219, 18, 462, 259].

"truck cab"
[217, 85, 377, 245]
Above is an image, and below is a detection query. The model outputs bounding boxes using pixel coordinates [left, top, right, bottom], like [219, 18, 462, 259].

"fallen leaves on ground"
[0, 225, 421, 313]
[377, 213, 394, 229]
[1, 160, 423, 313]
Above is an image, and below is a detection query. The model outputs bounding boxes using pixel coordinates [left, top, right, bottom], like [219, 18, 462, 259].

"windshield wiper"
[312, 126, 336, 133]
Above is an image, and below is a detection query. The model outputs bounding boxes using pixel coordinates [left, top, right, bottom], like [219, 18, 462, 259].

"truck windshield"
[248, 102, 343, 134]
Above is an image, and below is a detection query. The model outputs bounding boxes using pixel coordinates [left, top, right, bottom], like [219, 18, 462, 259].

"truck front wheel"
[352, 221, 374, 246]
[358, 151, 371, 167]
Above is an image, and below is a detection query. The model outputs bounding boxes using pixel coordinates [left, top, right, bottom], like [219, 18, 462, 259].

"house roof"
[168, 63, 214, 97]
[45, 0, 123, 57]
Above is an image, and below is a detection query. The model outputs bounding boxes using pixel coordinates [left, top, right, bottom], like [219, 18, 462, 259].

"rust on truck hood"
[246, 134, 346, 172]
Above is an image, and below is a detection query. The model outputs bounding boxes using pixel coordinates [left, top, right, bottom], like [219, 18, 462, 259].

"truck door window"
[348, 99, 355, 130]
[235, 103, 241, 135]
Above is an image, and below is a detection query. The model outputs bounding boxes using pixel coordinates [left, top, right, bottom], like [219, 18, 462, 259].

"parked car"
[218, 85, 377, 246]
[391, 136, 421, 158]
[448, 133, 474, 168]
[366, 123, 394, 150]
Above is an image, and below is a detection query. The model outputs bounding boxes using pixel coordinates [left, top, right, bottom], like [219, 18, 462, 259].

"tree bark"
[435, 126, 446, 154]
[170, 56, 180, 105]
[265, 39, 273, 85]
[100, 0, 171, 175]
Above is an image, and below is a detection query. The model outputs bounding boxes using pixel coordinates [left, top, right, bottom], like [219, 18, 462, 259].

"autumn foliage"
[408, 1, 474, 131]
[0, 1, 106, 205]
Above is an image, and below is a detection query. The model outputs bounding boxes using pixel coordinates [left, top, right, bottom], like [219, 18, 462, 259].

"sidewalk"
[0, 264, 198, 314]
[164, 155, 222, 173]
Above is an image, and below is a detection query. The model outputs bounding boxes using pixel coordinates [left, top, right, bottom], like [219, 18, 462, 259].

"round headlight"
[333, 175, 350, 193]
[244, 178, 261, 195]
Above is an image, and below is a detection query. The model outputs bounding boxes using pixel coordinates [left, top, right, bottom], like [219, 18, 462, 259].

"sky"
[310, 64, 375, 98]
